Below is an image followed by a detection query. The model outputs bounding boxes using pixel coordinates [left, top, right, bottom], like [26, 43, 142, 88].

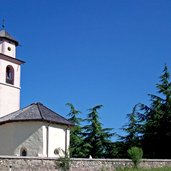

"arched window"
[20, 148, 27, 156]
[6, 65, 14, 85]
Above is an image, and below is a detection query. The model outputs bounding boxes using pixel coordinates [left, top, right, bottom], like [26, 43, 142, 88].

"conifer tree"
[66, 103, 86, 157]
[119, 104, 144, 154]
[83, 105, 114, 158]
[141, 65, 171, 158]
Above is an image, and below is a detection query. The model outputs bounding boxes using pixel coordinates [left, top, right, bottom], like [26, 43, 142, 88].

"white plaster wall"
[43, 124, 70, 157]
[66, 129, 70, 153]
[0, 59, 21, 87]
[0, 85, 20, 117]
[0, 122, 43, 156]
[0, 59, 21, 117]
[0, 122, 70, 158]
[0, 41, 2, 54]
[0, 123, 13, 155]
[0, 41, 16, 58]
[42, 125, 47, 157]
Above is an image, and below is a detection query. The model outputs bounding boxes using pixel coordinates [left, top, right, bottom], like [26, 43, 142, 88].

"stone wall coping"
[0, 156, 170, 162]
[71, 158, 171, 162]
[71, 158, 131, 161]
[0, 156, 57, 160]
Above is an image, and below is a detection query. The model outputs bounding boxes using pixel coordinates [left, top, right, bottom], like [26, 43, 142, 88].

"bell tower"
[0, 28, 24, 117]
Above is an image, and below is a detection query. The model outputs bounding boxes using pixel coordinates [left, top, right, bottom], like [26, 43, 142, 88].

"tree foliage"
[119, 104, 144, 149]
[118, 104, 144, 157]
[66, 103, 86, 157]
[66, 65, 171, 159]
[83, 105, 114, 158]
[141, 65, 171, 158]
[127, 146, 143, 168]
[119, 65, 171, 159]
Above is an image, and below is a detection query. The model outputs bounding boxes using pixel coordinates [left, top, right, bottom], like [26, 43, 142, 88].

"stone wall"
[0, 156, 171, 171]
[71, 159, 171, 171]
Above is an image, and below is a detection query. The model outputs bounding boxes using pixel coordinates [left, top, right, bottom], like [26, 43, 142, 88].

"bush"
[55, 148, 71, 171]
[127, 146, 143, 168]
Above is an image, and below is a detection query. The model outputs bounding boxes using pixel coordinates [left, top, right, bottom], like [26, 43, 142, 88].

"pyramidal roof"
[0, 29, 19, 46]
[0, 102, 73, 126]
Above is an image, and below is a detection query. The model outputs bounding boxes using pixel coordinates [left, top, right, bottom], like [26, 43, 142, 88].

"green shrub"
[55, 148, 71, 171]
[127, 146, 143, 168]
[57, 156, 70, 171]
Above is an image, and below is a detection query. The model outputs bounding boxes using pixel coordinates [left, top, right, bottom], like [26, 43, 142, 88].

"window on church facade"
[20, 148, 27, 156]
[6, 65, 14, 85]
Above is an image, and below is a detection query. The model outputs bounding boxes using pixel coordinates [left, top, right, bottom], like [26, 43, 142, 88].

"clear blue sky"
[1, 0, 171, 140]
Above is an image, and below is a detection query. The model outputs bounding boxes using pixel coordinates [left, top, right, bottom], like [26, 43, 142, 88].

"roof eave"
[0, 37, 19, 46]
[0, 119, 74, 126]
[0, 53, 25, 64]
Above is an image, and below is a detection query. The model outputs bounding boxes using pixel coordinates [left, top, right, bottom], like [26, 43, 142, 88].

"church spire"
[0, 28, 19, 46]
[2, 18, 5, 30]
[0, 25, 24, 117]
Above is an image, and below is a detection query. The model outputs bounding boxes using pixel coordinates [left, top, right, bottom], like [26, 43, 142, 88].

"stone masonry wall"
[0, 156, 171, 171]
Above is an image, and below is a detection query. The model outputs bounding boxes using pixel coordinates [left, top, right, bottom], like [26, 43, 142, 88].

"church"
[0, 28, 72, 157]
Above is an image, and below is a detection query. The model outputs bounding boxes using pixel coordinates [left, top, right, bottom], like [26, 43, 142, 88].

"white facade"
[0, 29, 71, 158]
[0, 58, 21, 117]
[0, 121, 70, 157]
[0, 31, 22, 117]
[0, 40, 16, 58]
[43, 123, 70, 157]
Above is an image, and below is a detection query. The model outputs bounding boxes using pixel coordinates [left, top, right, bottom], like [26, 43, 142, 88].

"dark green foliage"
[83, 105, 115, 158]
[106, 141, 127, 158]
[57, 156, 70, 171]
[66, 103, 86, 157]
[119, 104, 144, 157]
[55, 149, 71, 171]
[127, 146, 143, 168]
[141, 65, 171, 158]
[65, 65, 171, 159]
[119, 65, 171, 159]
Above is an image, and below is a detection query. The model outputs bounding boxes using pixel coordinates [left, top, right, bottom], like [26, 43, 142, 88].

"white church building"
[0, 28, 72, 157]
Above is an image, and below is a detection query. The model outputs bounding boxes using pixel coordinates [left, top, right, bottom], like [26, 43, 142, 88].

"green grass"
[116, 168, 171, 171]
